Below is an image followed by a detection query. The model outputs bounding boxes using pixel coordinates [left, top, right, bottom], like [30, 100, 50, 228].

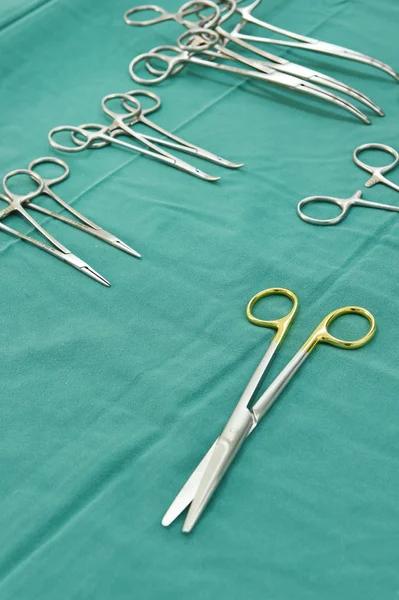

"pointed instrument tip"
[82, 266, 111, 287]
[115, 239, 142, 258]
[215, 157, 244, 169]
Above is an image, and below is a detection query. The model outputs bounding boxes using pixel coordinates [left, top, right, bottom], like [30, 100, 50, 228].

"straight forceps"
[26, 157, 140, 258]
[231, 0, 399, 81]
[163, 288, 376, 532]
[130, 28, 374, 124]
[298, 143, 399, 225]
[0, 168, 110, 286]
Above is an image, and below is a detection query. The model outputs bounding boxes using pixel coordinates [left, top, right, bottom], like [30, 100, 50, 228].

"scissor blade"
[183, 408, 254, 533]
[162, 440, 218, 527]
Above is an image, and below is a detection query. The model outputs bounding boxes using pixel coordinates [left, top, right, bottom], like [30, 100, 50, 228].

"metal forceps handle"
[27, 156, 98, 229]
[354, 143, 399, 191]
[252, 305, 376, 422]
[2, 168, 44, 208]
[298, 189, 399, 226]
[129, 28, 220, 84]
[124, 1, 220, 29]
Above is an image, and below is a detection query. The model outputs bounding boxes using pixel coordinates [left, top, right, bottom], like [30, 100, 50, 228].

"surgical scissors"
[230, 0, 399, 81]
[162, 287, 376, 532]
[25, 157, 140, 258]
[49, 92, 240, 181]
[0, 168, 110, 286]
[129, 1, 383, 119]
[353, 143, 399, 192]
[130, 28, 373, 124]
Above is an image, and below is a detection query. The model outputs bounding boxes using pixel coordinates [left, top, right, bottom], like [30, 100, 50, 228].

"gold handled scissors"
[353, 143, 399, 192]
[162, 288, 376, 532]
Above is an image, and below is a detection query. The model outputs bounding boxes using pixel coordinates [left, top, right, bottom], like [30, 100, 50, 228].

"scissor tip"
[182, 521, 194, 534]
[126, 247, 142, 259]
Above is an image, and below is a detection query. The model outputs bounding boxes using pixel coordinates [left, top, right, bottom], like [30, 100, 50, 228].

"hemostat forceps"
[49, 92, 240, 181]
[117, 90, 242, 168]
[0, 168, 110, 286]
[230, 0, 399, 81]
[162, 287, 376, 532]
[298, 143, 399, 225]
[131, 27, 374, 124]
[126, 1, 383, 122]
[25, 157, 140, 258]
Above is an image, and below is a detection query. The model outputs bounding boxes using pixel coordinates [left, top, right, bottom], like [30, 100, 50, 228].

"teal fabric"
[1, 0, 398, 598]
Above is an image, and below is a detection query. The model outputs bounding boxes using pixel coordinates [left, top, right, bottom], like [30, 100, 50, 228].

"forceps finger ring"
[130, 50, 178, 84]
[49, 125, 94, 152]
[69, 124, 113, 149]
[121, 89, 162, 115]
[102, 92, 142, 122]
[28, 156, 70, 185]
[144, 45, 186, 77]
[353, 143, 399, 188]
[297, 195, 348, 225]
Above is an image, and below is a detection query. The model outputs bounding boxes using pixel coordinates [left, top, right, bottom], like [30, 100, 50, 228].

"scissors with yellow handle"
[162, 288, 376, 532]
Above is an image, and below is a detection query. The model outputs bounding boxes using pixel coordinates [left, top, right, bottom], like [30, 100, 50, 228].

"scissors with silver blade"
[24, 157, 140, 258]
[162, 287, 376, 532]
[229, 0, 399, 81]
[130, 1, 383, 119]
[130, 28, 372, 124]
[0, 168, 110, 287]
